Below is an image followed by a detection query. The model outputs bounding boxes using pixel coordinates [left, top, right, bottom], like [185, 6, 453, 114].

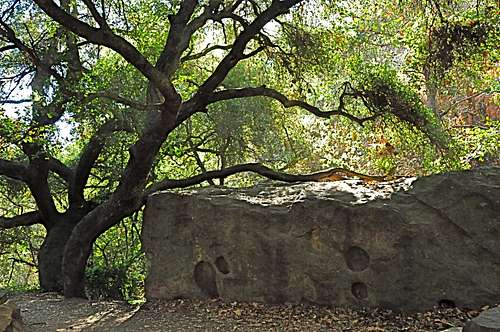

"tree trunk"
[38, 221, 76, 292]
[61, 102, 177, 298]
[61, 232, 92, 298]
[62, 199, 138, 298]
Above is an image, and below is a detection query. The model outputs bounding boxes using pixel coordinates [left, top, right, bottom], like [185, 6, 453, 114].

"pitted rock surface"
[142, 167, 500, 311]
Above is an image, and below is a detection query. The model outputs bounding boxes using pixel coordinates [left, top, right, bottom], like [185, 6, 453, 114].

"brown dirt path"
[10, 292, 485, 331]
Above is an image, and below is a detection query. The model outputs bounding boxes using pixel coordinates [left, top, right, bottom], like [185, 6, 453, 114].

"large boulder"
[142, 167, 500, 311]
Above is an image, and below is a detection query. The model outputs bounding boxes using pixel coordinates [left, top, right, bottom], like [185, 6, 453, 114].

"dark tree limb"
[181, 44, 232, 62]
[192, 0, 303, 97]
[48, 158, 74, 183]
[33, 0, 179, 103]
[146, 163, 332, 196]
[0, 159, 27, 182]
[179, 84, 379, 125]
[70, 119, 133, 205]
[82, 0, 110, 30]
[145, 162, 396, 199]
[155, 0, 203, 77]
[0, 211, 43, 229]
[26, 159, 59, 224]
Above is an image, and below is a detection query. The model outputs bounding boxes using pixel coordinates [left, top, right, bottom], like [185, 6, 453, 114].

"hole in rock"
[215, 256, 230, 274]
[194, 261, 218, 297]
[345, 246, 370, 272]
[438, 299, 456, 308]
[351, 282, 368, 300]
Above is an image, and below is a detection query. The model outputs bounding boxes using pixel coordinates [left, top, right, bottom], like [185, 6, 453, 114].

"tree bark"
[38, 221, 76, 292]
[61, 198, 141, 298]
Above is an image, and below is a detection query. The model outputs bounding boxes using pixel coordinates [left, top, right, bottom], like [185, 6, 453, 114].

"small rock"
[464, 306, 500, 332]
[441, 328, 463, 332]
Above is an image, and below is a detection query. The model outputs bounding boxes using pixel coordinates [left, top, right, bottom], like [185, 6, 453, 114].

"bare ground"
[10, 292, 489, 332]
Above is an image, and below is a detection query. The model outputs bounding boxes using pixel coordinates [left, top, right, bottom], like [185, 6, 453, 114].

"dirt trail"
[10, 292, 484, 331]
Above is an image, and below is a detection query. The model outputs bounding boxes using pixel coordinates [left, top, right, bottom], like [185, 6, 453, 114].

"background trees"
[0, 0, 498, 300]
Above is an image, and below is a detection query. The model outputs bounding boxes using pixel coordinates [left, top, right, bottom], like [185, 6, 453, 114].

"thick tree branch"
[48, 158, 74, 183]
[0, 159, 27, 182]
[192, 0, 303, 98]
[0, 211, 42, 229]
[82, 0, 110, 29]
[33, 0, 179, 104]
[0, 44, 16, 53]
[179, 85, 378, 125]
[70, 119, 133, 205]
[146, 163, 350, 196]
[155, 0, 202, 77]
[155, 0, 247, 76]
[26, 158, 59, 224]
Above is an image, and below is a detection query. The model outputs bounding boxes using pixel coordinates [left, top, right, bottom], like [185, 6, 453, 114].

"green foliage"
[453, 119, 500, 167]
[85, 213, 145, 303]
[354, 64, 447, 147]
[0, 225, 42, 291]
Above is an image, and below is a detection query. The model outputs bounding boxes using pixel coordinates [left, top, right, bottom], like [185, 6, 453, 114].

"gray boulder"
[142, 167, 500, 311]
[464, 306, 500, 332]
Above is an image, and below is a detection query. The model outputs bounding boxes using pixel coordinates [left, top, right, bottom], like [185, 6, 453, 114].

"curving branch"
[48, 157, 74, 183]
[145, 162, 398, 200]
[70, 119, 134, 205]
[179, 84, 379, 125]
[33, 0, 179, 103]
[146, 163, 342, 196]
[181, 44, 232, 62]
[82, 0, 109, 29]
[0, 159, 27, 182]
[192, 0, 303, 98]
[0, 211, 42, 229]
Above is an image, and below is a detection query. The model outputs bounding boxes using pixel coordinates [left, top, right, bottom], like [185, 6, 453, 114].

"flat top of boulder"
[150, 166, 499, 207]
[152, 177, 417, 206]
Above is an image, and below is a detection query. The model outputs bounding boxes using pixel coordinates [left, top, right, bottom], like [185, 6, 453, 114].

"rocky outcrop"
[142, 167, 500, 311]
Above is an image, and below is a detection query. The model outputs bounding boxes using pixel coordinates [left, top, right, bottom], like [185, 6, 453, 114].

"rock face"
[142, 167, 500, 311]
[464, 306, 500, 332]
